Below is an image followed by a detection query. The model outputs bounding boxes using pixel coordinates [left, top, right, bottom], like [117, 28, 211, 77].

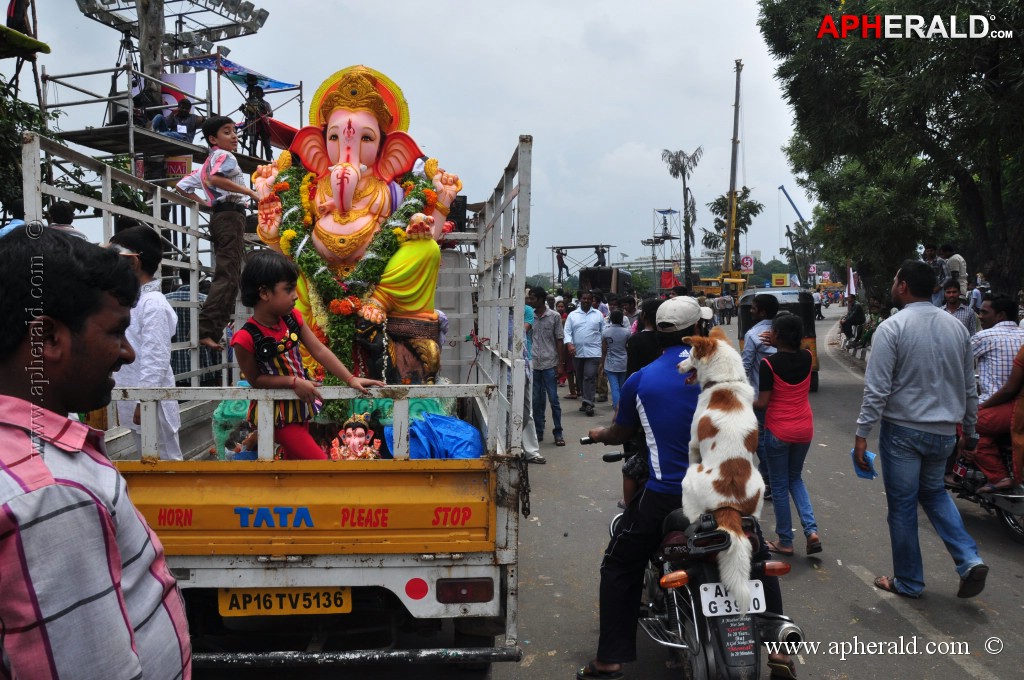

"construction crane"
[778, 184, 809, 287]
[694, 59, 748, 298]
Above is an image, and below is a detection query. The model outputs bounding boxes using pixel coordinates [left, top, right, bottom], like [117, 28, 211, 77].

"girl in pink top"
[752, 313, 822, 556]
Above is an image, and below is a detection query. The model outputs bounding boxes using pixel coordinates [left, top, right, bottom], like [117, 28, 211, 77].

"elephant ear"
[374, 131, 423, 183]
[290, 126, 330, 177]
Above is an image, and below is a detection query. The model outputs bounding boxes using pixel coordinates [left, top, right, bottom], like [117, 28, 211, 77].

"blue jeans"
[879, 420, 983, 596]
[606, 370, 626, 412]
[763, 428, 817, 547]
[532, 367, 562, 438]
[151, 114, 188, 140]
[754, 408, 770, 488]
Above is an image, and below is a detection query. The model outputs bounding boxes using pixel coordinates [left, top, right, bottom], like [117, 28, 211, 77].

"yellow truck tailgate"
[117, 459, 497, 555]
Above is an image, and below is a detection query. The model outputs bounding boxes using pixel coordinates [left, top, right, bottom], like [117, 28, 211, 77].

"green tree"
[701, 186, 765, 270]
[0, 74, 58, 213]
[662, 147, 703, 282]
[785, 131, 958, 297]
[526, 274, 552, 290]
[629, 269, 652, 295]
[759, 0, 1024, 291]
[778, 218, 822, 287]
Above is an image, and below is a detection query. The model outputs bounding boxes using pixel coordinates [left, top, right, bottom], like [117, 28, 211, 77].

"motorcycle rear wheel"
[997, 507, 1024, 545]
[680, 612, 711, 680]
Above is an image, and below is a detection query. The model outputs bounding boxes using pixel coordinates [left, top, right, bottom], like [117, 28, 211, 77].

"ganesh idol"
[253, 66, 461, 385]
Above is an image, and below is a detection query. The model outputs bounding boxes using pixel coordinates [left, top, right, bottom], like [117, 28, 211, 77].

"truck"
[20, 131, 533, 672]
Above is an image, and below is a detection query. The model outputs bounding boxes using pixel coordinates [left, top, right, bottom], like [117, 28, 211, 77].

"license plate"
[699, 580, 766, 617]
[218, 587, 352, 617]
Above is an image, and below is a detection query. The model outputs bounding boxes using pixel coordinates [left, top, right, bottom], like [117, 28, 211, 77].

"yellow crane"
[694, 59, 747, 298]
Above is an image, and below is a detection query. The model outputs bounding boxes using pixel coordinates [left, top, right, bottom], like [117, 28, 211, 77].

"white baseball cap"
[656, 296, 714, 332]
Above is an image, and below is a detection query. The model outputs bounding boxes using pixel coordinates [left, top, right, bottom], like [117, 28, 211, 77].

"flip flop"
[765, 540, 794, 556]
[576, 662, 624, 680]
[977, 479, 1012, 494]
[767, 654, 798, 679]
[873, 575, 919, 599]
[555, 437, 566, 447]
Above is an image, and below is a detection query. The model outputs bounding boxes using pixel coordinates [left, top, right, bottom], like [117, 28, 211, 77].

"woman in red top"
[231, 251, 384, 459]
[752, 313, 822, 556]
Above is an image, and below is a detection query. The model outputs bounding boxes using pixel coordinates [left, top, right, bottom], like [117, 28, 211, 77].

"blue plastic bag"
[851, 448, 878, 480]
[385, 414, 483, 459]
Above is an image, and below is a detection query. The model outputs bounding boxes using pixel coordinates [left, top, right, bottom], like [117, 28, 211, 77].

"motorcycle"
[946, 437, 1024, 544]
[589, 440, 803, 679]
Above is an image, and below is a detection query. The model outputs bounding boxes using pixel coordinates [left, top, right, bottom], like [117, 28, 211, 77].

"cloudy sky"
[5, 0, 814, 275]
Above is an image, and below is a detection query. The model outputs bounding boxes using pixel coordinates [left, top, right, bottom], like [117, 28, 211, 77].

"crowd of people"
[5, 187, 1024, 677]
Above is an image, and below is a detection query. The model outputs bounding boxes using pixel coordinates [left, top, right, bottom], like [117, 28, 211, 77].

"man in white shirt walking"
[564, 291, 605, 417]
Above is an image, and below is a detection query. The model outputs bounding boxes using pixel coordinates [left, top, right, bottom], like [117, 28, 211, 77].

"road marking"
[847, 564, 1000, 679]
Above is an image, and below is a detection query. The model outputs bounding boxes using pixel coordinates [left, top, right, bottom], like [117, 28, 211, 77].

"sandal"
[806, 534, 822, 555]
[555, 436, 566, 447]
[767, 653, 798, 679]
[873, 575, 919, 598]
[765, 540, 794, 556]
[978, 478, 1012, 494]
[576, 662, 624, 680]
[565, 393, 580, 399]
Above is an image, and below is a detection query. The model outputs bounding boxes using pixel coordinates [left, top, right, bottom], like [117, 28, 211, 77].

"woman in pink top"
[752, 313, 822, 556]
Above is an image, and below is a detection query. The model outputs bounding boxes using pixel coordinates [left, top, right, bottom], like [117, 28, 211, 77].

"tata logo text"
[817, 15, 1013, 40]
[234, 506, 314, 528]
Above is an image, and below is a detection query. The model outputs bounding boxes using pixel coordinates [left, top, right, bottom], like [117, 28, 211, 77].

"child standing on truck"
[110, 226, 183, 460]
[193, 115, 261, 352]
[231, 250, 384, 459]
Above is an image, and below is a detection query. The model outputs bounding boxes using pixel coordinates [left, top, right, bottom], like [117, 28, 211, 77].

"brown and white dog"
[677, 326, 765, 613]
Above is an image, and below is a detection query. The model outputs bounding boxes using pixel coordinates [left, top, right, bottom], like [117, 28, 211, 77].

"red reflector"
[436, 578, 494, 604]
[405, 578, 429, 600]
[763, 561, 792, 576]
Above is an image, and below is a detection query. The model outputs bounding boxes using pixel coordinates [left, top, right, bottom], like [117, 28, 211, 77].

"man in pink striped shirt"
[0, 228, 191, 679]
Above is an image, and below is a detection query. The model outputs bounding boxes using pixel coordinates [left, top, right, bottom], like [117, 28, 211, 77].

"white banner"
[160, 72, 199, 116]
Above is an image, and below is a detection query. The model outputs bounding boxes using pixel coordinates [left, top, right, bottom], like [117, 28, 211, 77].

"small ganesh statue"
[254, 65, 460, 387]
[328, 413, 381, 460]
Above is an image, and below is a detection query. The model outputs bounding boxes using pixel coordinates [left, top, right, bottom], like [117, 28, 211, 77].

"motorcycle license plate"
[218, 587, 352, 617]
[699, 580, 766, 617]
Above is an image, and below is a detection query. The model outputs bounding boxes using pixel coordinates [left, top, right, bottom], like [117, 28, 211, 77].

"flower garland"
[267, 157, 438, 418]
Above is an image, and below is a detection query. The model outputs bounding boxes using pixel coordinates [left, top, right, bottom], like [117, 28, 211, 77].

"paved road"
[495, 305, 1022, 680]
[200, 305, 1023, 679]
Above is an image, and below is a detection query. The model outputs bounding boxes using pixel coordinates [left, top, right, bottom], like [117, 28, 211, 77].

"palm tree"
[702, 186, 765, 271]
[662, 147, 703, 285]
[779, 219, 820, 286]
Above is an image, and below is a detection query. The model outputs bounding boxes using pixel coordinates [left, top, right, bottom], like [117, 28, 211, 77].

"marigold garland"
[279, 229, 298, 255]
[266, 158, 439, 421]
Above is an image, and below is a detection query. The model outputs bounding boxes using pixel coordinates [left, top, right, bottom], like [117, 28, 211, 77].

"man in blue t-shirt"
[577, 296, 790, 679]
